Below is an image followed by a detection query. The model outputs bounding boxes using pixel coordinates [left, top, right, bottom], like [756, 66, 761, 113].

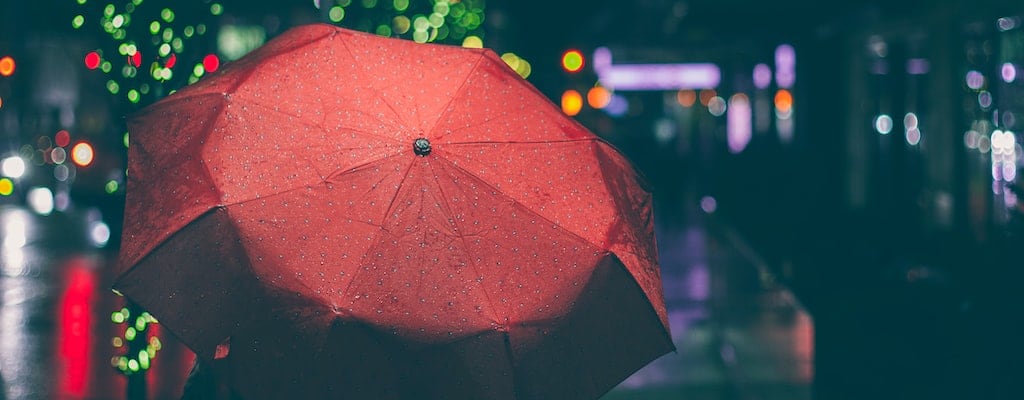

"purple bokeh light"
[775, 44, 796, 88]
[753, 63, 772, 89]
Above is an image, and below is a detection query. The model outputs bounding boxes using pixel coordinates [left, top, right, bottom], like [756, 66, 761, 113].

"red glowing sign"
[57, 258, 97, 397]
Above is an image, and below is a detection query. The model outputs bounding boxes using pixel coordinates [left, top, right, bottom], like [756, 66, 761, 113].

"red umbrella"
[114, 23, 672, 400]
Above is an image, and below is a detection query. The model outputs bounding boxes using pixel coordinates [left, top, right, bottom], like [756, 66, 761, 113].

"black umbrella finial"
[413, 138, 431, 156]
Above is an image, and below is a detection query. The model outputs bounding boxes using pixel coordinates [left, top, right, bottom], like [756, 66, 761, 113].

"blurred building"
[496, 1, 1024, 399]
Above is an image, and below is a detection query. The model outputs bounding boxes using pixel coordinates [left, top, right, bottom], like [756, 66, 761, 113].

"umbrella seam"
[423, 49, 489, 139]
[379, 156, 418, 229]
[227, 94, 405, 145]
[426, 159, 506, 329]
[333, 27, 420, 133]
[434, 154, 613, 254]
[330, 157, 416, 305]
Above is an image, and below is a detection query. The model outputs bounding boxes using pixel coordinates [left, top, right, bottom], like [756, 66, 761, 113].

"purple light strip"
[596, 64, 720, 90]
[593, 47, 720, 91]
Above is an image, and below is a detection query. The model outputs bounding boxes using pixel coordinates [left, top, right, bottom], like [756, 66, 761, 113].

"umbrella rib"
[423, 50, 488, 137]
[335, 34, 416, 132]
[426, 160, 505, 326]
[380, 157, 417, 229]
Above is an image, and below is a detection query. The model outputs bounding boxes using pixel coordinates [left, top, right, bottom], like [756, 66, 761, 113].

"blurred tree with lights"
[71, 1, 225, 398]
[320, 0, 484, 45]
[317, 0, 532, 79]
[72, 0, 225, 110]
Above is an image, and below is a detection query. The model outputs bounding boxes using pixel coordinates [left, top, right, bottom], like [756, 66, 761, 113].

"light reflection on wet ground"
[1, 205, 193, 400]
[0, 204, 811, 400]
[604, 216, 813, 400]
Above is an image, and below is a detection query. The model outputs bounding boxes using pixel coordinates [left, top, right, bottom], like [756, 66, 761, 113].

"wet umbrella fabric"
[114, 23, 673, 400]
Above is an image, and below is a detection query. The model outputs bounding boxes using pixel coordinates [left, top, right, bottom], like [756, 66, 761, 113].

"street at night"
[2, 0, 1024, 399]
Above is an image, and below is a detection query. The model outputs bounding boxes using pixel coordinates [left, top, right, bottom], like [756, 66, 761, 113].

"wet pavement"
[0, 202, 812, 400]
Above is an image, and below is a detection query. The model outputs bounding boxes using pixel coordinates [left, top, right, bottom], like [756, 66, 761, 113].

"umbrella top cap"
[413, 137, 431, 156]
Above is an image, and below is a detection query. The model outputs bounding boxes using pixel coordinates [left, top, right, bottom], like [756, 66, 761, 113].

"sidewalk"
[603, 213, 813, 400]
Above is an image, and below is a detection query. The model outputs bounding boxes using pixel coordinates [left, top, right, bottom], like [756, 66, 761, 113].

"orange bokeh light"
[775, 89, 793, 113]
[0, 56, 15, 77]
[677, 90, 697, 107]
[587, 87, 611, 109]
[561, 89, 583, 116]
[699, 89, 717, 106]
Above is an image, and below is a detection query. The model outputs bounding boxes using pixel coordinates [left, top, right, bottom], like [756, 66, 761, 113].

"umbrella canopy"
[114, 23, 672, 400]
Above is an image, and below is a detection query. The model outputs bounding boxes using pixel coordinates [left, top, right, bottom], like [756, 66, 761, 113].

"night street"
[3, 0, 1024, 399]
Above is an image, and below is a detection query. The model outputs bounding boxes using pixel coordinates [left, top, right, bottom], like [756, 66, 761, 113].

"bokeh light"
[727, 94, 752, 153]
[55, 130, 71, 148]
[71, 142, 95, 167]
[966, 70, 985, 90]
[203, 54, 220, 73]
[1, 157, 26, 179]
[27, 187, 55, 216]
[700, 196, 718, 213]
[562, 49, 584, 73]
[775, 44, 796, 88]
[461, 35, 482, 48]
[84, 51, 101, 69]
[707, 96, 726, 117]
[0, 56, 15, 76]
[587, 86, 611, 109]
[875, 114, 893, 134]
[753, 63, 772, 89]
[677, 90, 697, 107]
[0, 178, 13, 196]
[774, 89, 793, 114]
[605, 94, 629, 117]
[561, 89, 583, 116]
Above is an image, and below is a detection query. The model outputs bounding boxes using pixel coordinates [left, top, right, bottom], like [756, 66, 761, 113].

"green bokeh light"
[161, 8, 175, 22]
[329, 6, 345, 22]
